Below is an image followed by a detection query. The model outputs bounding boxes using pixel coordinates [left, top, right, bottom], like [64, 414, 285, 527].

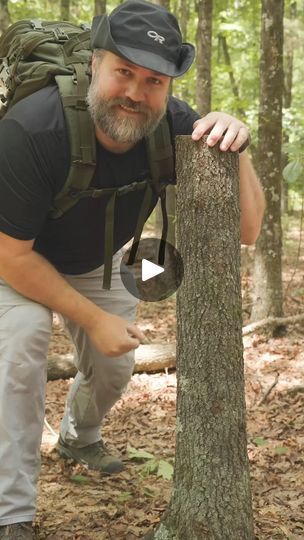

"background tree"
[147, 136, 254, 540]
[251, 0, 284, 322]
[94, 0, 106, 16]
[0, 0, 10, 34]
[61, 0, 70, 21]
[195, 0, 212, 115]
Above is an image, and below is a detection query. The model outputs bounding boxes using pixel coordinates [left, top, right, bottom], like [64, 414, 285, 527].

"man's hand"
[192, 112, 249, 153]
[85, 311, 145, 358]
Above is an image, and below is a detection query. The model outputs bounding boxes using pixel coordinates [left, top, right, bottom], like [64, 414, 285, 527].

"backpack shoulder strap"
[145, 112, 174, 193]
[50, 66, 96, 218]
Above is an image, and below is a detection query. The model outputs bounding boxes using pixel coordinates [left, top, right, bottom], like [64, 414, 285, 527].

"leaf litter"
[37, 237, 304, 539]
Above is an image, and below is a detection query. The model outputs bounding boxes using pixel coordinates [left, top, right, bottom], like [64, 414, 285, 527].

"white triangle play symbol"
[142, 259, 164, 282]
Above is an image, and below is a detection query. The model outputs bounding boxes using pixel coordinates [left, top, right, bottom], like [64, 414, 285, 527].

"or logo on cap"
[147, 30, 166, 44]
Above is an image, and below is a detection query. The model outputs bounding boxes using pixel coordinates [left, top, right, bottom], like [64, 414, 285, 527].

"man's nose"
[125, 81, 146, 102]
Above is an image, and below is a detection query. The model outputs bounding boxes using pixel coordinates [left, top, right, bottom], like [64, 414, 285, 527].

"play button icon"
[142, 259, 164, 281]
[120, 237, 184, 302]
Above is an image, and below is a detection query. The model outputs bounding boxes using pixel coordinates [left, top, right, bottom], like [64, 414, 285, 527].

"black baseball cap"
[90, 0, 195, 77]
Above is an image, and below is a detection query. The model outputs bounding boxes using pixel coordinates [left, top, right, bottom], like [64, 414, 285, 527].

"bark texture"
[94, 0, 107, 16]
[251, 0, 284, 321]
[195, 0, 212, 115]
[60, 0, 70, 21]
[152, 137, 254, 540]
[0, 0, 10, 34]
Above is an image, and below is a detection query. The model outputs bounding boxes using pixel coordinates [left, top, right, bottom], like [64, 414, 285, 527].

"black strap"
[127, 184, 153, 266]
[103, 192, 117, 289]
[158, 189, 168, 266]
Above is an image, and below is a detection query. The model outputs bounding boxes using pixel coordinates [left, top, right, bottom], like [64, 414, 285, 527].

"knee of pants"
[93, 351, 135, 397]
[0, 302, 52, 365]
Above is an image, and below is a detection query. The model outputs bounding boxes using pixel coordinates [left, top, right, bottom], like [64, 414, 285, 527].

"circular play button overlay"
[120, 238, 184, 302]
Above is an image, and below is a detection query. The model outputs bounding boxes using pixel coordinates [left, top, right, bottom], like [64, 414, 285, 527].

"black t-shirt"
[0, 86, 199, 274]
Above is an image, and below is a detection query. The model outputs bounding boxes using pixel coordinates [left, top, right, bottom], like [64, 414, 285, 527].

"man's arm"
[0, 232, 144, 357]
[239, 151, 265, 244]
[191, 111, 265, 244]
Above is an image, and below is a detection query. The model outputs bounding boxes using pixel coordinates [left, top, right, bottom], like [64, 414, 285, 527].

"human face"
[87, 51, 171, 149]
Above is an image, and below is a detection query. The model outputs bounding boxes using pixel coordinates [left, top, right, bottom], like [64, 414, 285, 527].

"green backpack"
[0, 19, 174, 288]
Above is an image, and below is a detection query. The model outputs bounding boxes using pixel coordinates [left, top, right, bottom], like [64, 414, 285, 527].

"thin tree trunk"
[148, 136, 254, 540]
[281, 1, 297, 214]
[195, 0, 213, 115]
[94, 0, 107, 16]
[251, 0, 284, 321]
[218, 33, 246, 118]
[0, 0, 10, 34]
[60, 0, 70, 21]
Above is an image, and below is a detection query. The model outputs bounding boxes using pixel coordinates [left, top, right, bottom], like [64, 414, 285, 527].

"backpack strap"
[145, 113, 174, 193]
[50, 67, 96, 218]
[126, 114, 174, 271]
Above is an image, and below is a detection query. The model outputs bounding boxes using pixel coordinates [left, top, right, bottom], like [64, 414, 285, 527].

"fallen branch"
[47, 313, 304, 380]
[47, 343, 176, 380]
[242, 313, 304, 336]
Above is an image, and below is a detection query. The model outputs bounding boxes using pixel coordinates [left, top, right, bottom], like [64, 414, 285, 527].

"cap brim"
[91, 15, 195, 77]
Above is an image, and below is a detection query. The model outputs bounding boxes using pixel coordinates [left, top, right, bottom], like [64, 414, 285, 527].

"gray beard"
[87, 76, 166, 145]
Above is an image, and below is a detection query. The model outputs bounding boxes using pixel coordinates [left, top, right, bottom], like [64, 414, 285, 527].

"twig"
[242, 313, 304, 335]
[257, 373, 280, 406]
[44, 417, 58, 437]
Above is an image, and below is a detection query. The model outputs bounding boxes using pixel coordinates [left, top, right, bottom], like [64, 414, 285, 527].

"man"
[0, 0, 265, 538]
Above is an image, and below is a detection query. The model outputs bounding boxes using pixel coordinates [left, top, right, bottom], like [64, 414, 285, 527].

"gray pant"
[0, 253, 138, 526]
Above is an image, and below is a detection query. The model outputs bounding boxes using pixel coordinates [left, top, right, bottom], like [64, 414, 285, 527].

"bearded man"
[0, 1, 265, 538]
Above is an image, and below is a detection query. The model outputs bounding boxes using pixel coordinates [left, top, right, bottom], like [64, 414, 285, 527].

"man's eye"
[149, 78, 161, 85]
[118, 69, 131, 77]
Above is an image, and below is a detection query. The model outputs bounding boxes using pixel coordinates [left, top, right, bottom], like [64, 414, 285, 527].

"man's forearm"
[239, 152, 265, 244]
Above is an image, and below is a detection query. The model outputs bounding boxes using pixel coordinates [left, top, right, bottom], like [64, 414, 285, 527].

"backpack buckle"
[51, 27, 69, 41]
[30, 19, 44, 31]
[80, 23, 91, 31]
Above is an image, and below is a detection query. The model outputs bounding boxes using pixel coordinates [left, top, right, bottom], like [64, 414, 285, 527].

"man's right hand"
[0, 232, 145, 358]
[85, 311, 145, 358]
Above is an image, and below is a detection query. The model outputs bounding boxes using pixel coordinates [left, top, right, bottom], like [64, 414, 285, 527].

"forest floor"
[36, 219, 304, 540]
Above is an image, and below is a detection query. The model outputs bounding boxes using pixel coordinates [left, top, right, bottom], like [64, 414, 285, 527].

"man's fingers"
[126, 324, 145, 343]
[230, 129, 250, 152]
[192, 113, 250, 152]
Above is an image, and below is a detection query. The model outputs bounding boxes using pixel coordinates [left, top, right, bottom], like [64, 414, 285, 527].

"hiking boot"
[0, 522, 33, 540]
[56, 436, 124, 474]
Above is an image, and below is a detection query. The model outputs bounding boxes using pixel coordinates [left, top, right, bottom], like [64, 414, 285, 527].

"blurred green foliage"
[4, 0, 304, 197]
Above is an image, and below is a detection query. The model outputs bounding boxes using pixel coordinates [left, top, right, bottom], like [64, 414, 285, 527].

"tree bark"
[94, 0, 107, 16]
[281, 1, 297, 213]
[60, 0, 70, 21]
[251, 0, 284, 321]
[0, 0, 10, 34]
[149, 136, 254, 540]
[195, 0, 213, 115]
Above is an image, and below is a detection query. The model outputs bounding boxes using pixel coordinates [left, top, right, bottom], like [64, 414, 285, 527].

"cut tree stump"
[47, 342, 176, 380]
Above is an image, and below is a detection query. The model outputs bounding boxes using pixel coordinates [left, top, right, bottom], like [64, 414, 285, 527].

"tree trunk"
[61, 0, 70, 21]
[281, 1, 297, 214]
[94, 0, 107, 16]
[251, 0, 284, 321]
[195, 0, 213, 115]
[0, 0, 10, 34]
[149, 136, 254, 540]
